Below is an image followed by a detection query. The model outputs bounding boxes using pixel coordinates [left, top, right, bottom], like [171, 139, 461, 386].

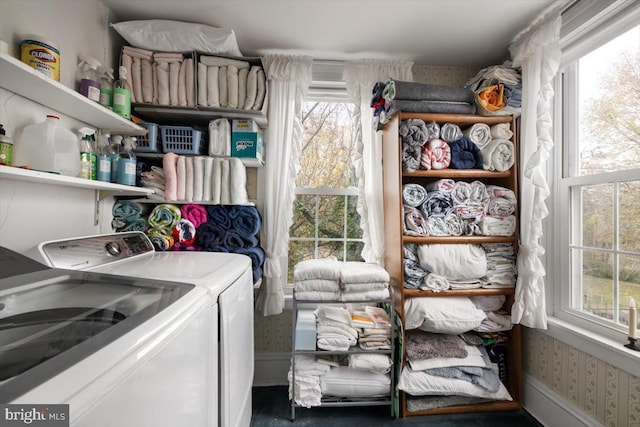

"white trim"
[541, 317, 640, 377]
[523, 373, 604, 427]
[253, 352, 290, 386]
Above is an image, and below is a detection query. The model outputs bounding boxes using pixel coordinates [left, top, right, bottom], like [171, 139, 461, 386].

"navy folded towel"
[207, 205, 232, 229]
[448, 137, 483, 169]
[235, 247, 266, 283]
[229, 205, 262, 237]
[196, 222, 226, 250]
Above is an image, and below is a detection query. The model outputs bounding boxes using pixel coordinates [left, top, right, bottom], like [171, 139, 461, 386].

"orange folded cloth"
[478, 84, 505, 112]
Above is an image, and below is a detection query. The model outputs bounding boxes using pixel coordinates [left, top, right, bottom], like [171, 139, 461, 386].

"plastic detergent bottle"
[99, 67, 114, 109]
[95, 133, 111, 182]
[78, 57, 102, 103]
[109, 134, 122, 183]
[113, 66, 132, 119]
[78, 127, 97, 180]
[0, 124, 13, 166]
[13, 115, 80, 176]
[117, 136, 137, 186]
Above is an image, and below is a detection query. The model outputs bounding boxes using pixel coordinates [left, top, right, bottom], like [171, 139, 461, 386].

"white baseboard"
[524, 373, 603, 427]
[253, 352, 290, 386]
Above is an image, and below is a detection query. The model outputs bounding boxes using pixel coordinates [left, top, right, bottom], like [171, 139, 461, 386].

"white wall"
[0, 0, 118, 252]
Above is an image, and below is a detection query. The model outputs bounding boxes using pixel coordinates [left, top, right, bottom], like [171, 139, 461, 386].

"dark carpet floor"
[250, 386, 544, 426]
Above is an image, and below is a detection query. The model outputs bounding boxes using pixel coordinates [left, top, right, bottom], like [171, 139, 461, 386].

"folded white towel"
[462, 123, 492, 149]
[481, 138, 515, 172]
[153, 52, 184, 62]
[192, 156, 204, 202]
[199, 55, 250, 69]
[207, 65, 220, 107]
[197, 62, 208, 106]
[340, 288, 390, 302]
[295, 290, 341, 301]
[253, 67, 266, 110]
[294, 355, 331, 375]
[211, 157, 223, 204]
[157, 62, 170, 105]
[176, 155, 186, 200]
[229, 157, 248, 204]
[348, 354, 392, 374]
[341, 282, 388, 292]
[220, 158, 230, 204]
[243, 66, 259, 110]
[340, 261, 390, 284]
[227, 65, 239, 109]
[238, 67, 248, 109]
[178, 60, 188, 107]
[317, 320, 359, 339]
[317, 325, 358, 343]
[202, 156, 214, 201]
[315, 305, 351, 325]
[185, 156, 194, 202]
[169, 61, 180, 106]
[419, 272, 450, 292]
[490, 123, 514, 140]
[122, 46, 153, 60]
[294, 257, 341, 281]
[141, 58, 153, 103]
[218, 66, 228, 108]
[316, 336, 350, 352]
[294, 279, 341, 292]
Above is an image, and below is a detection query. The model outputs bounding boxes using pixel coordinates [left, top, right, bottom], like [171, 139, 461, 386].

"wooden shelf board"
[398, 112, 513, 126]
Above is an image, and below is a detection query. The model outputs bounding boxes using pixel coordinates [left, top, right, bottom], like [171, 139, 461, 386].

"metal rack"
[290, 293, 396, 421]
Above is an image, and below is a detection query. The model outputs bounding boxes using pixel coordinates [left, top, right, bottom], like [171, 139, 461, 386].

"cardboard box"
[231, 131, 264, 165]
[232, 119, 260, 133]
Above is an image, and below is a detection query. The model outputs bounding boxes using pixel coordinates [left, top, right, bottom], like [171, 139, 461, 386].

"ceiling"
[100, 0, 556, 68]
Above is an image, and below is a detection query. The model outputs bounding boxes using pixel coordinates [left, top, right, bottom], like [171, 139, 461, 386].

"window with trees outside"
[557, 23, 640, 338]
[287, 98, 363, 284]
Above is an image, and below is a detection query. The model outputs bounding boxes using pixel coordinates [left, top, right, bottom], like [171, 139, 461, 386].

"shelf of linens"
[126, 198, 256, 206]
[0, 165, 153, 198]
[0, 52, 145, 135]
[402, 235, 517, 245]
[403, 287, 515, 298]
[397, 111, 513, 127]
[134, 152, 263, 167]
[132, 103, 268, 128]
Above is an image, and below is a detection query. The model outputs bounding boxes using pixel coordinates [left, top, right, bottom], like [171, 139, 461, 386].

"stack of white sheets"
[287, 355, 330, 408]
[315, 306, 358, 351]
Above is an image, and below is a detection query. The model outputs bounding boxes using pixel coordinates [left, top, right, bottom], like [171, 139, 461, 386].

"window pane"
[581, 250, 614, 321]
[318, 195, 344, 239]
[577, 25, 640, 176]
[297, 101, 356, 188]
[620, 254, 640, 321]
[581, 184, 613, 249]
[287, 240, 316, 283]
[291, 195, 316, 238]
[619, 180, 640, 252]
[346, 241, 365, 262]
[346, 195, 363, 239]
[317, 240, 344, 260]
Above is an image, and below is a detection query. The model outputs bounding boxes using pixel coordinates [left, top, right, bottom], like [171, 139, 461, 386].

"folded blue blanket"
[112, 200, 147, 220]
[448, 137, 483, 169]
[235, 246, 266, 283]
[196, 222, 226, 250]
[207, 205, 232, 230]
[229, 205, 262, 237]
[223, 229, 247, 251]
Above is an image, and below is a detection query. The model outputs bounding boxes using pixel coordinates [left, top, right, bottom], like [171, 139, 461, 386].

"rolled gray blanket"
[399, 119, 429, 147]
[440, 123, 463, 143]
[425, 121, 440, 139]
[421, 191, 455, 218]
[383, 79, 475, 103]
[402, 143, 421, 173]
[402, 183, 428, 207]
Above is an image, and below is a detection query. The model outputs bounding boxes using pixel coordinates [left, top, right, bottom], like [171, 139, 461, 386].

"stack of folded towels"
[161, 154, 249, 204]
[197, 55, 266, 111]
[121, 46, 195, 106]
[371, 79, 476, 125]
[293, 257, 390, 302]
[139, 165, 166, 201]
[315, 306, 359, 351]
[287, 355, 330, 408]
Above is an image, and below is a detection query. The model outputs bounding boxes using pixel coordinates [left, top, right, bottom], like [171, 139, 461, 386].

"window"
[287, 97, 364, 283]
[557, 23, 640, 338]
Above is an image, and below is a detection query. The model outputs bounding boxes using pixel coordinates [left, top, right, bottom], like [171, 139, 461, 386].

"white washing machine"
[8, 231, 254, 427]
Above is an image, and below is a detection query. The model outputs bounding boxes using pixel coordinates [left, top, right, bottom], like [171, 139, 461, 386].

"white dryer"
[21, 231, 254, 427]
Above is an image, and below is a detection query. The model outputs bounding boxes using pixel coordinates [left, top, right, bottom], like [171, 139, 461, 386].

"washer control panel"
[36, 232, 154, 270]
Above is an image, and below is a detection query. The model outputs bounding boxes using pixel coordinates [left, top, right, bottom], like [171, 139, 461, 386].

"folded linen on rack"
[425, 178, 455, 194]
[404, 259, 428, 289]
[421, 191, 454, 218]
[417, 244, 487, 281]
[180, 203, 207, 228]
[320, 366, 391, 397]
[404, 206, 429, 236]
[481, 138, 515, 172]
[294, 257, 342, 281]
[399, 119, 430, 147]
[480, 215, 516, 236]
[294, 279, 340, 293]
[421, 138, 451, 170]
[440, 123, 463, 143]
[485, 185, 517, 217]
[162, 152, 179, 201]
[402, 143, 421, 173]
[490, 123, 513, 140]
[287, 371, 322, 408]
[340, 261, 390, 284]
[462, 123, 492, 149]
[340, 289, 390, 302]
[420, 272, 450, 292]
[195, 222, 226, 251]
[148, 203, 181, 230]
[348, 353, 393, 374]
[382, 79, 475, 103]
[402, 183, 428, 207]
[147, 227, 174, 251]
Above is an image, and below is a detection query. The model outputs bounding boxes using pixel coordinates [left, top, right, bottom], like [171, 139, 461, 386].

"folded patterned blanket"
[426, 216, 449, 236]
[485, 185, 517, 217]
[425, 121, 440, 140]
[148, 204, 181, 230]
[405, 330, 468, 361]
[112, 200, 147, 221]
[422, 138, 451, 170]
[402, 143, 421, 173]
[480, 215, 516, 236]
[399, 119, 429, 147]
[382, 79, 475, 103]
[421, 191, 454, 218]
[404, 206, 429, 236]
[147, 227, 175, 251]
[402, 183, 428, 207]
[404, 259, 427, 289]
[448, 137, 484, 169]
[481, 138, 515, 172]
[426, 179, 455, 193]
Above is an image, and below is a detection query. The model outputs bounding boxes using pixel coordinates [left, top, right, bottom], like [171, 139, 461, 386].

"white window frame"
[545, 0, 640, 374]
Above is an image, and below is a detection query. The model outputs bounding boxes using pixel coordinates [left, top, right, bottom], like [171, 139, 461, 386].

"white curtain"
[509, 9, 562, 329]
[343, 60, 413, 266]
[255, 55, 313, 316]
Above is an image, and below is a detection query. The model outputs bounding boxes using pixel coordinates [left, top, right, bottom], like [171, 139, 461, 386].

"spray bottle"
[95, 132, 111, 182]
[113, 66, 132, 119]
[109, 134, 122, 183]
[78, 127, 96, 180]
[77, 56, 102, 103]
[99, 67, 114, 109]
[117, 136, 137, 186]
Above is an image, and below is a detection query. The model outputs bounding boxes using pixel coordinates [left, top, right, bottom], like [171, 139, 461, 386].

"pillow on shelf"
[111, 20, 242, 56]
[404, 296, 486, 334]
